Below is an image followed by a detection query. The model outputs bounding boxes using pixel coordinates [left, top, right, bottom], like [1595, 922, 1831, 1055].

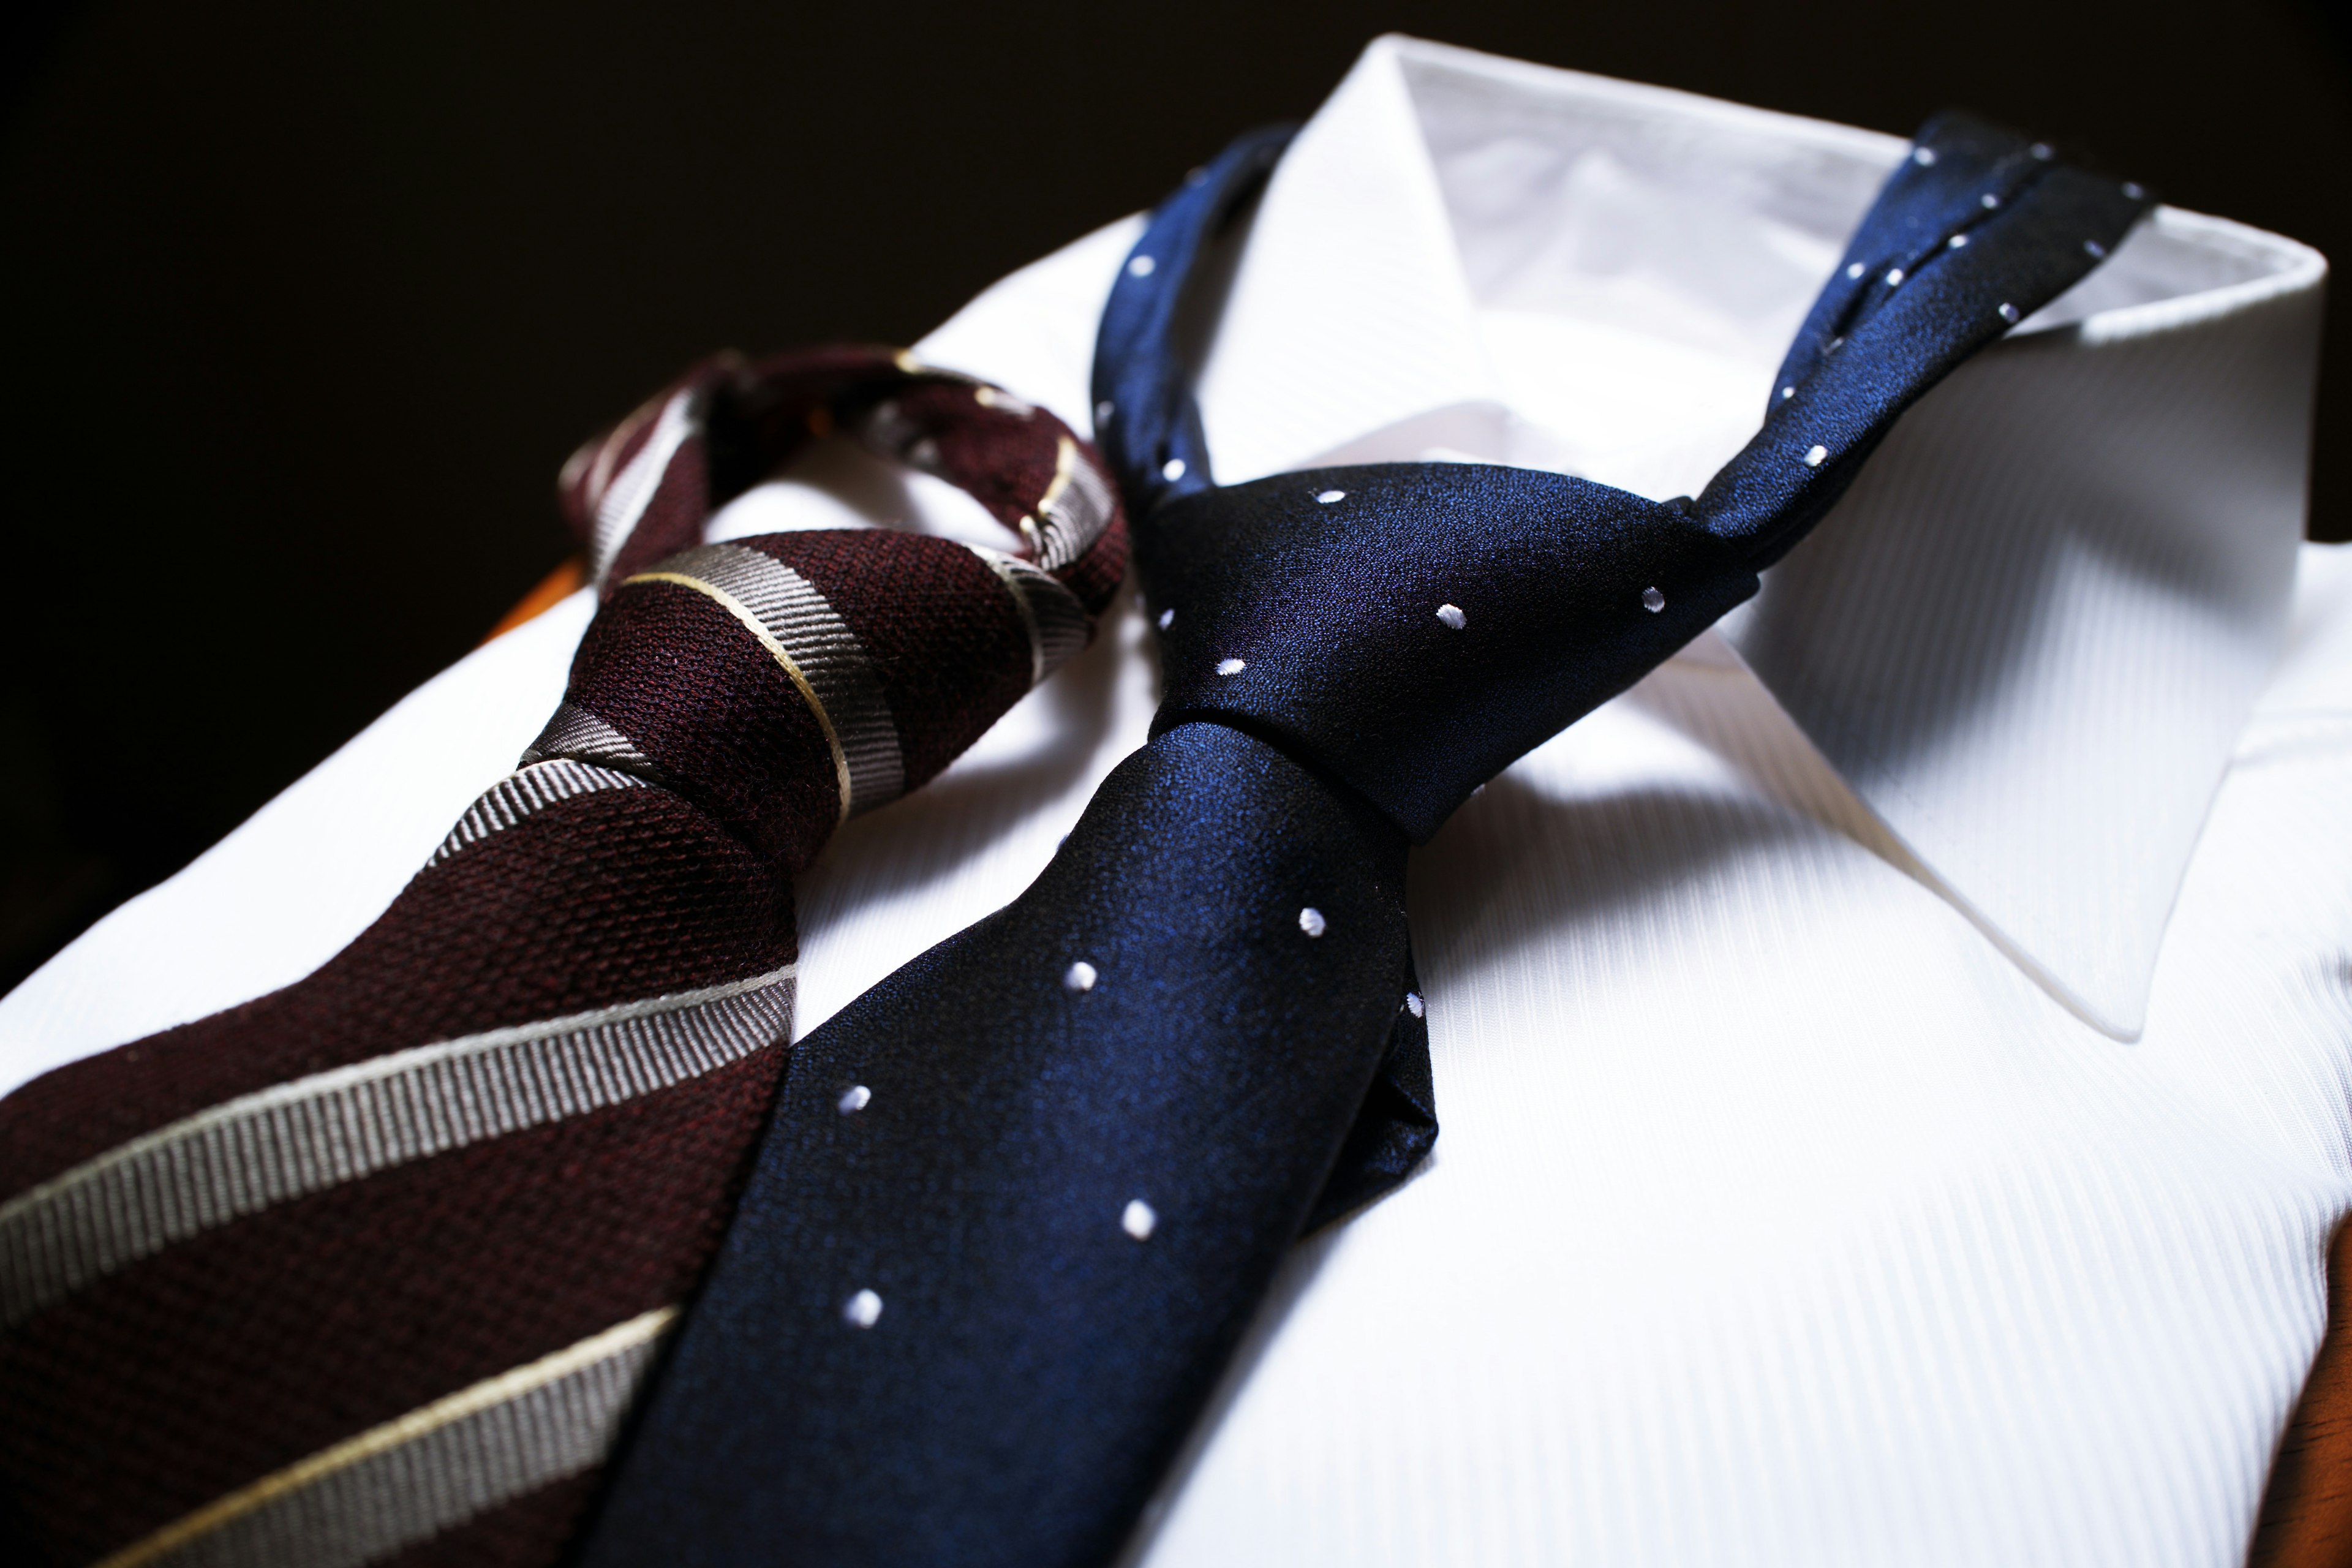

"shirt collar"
[932, 36, 2324, 1038]
[1195, 37, 1904, 496]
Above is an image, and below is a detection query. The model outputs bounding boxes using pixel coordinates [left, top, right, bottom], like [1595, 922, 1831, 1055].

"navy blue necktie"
[578, 116, 2147, 1568]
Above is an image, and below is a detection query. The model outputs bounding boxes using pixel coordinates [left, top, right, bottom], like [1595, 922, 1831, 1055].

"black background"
[3, 0, 2348, 993]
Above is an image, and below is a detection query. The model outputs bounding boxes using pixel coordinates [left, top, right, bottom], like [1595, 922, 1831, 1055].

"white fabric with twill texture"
[4, 35, 2348, 1568]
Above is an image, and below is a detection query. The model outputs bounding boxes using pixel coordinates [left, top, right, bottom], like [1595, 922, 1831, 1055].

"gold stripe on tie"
[1027, 435, 1116, 572]
[625, 570, 857, 824]
[96, 1307, 678, 1568]
[626, 544, 906, 824]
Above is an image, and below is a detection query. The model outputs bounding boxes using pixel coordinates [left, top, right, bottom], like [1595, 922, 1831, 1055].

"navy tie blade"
[1714, 112, 2150, 567]
[574, 109, 2151, 1568]
[580, 722, 1412, 1567]
[1092, 125, 1297, 513]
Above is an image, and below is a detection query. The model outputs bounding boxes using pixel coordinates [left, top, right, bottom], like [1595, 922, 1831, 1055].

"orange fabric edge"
[481, 557, 589, 645]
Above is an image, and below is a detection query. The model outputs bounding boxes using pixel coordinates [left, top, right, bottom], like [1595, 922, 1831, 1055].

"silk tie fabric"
[576, 118, 2149, 1568]
[0, 347, 1126, 1567]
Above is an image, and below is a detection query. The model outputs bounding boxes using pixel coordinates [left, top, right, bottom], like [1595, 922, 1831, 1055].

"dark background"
[3, 0, 2348, 994]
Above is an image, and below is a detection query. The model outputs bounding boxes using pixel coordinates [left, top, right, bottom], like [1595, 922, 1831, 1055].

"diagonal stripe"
[518, 702, 659, 777]
[655, 545, 905, 815]
[1028, 435, 1117, 572]
[624, 570, 853, 822]
[0, 967, 795, 1328]
[626, 545, 907, 820]
[589, 390, 698, 583]
[426, 759, 648, 867]
[965, 545, 1091, 688]
[578, 396, 657, 515]
[95, 1307, 677, 1568]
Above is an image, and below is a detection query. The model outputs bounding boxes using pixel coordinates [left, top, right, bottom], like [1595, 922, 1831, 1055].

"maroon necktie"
[0, 346, 1126, 1567]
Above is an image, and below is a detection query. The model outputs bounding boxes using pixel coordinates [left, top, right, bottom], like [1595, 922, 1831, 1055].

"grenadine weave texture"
[0, 345, 1126, 1568]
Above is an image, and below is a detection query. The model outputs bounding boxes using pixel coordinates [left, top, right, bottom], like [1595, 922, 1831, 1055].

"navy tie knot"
[1102, 110, 2150, 848]
[1142, 464, 1757, 843]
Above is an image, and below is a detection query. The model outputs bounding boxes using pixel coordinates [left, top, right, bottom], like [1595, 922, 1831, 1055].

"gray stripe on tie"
[104, 1309, 675, 1568]
[588, 390, 698, 583]
[0, 967, 795, 1329]
[1031, 436, 1117, 572]
[965, 546, 1091, 688]
[656, 543, 905, 816]
[518, 703, 659, 777]
[428, 760, 649, 867]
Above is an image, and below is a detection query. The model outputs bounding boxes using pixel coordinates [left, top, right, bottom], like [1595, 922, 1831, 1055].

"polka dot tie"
[584, 120, 2149, 1567]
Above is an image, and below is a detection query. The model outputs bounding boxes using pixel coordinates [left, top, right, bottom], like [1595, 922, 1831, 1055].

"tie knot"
[1103, 113, 2151, 846]
[1141, 464, 1757, 843]
[530, 350, 1127, 868]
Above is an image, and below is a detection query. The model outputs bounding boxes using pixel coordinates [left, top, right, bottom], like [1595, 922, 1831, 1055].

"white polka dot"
[1298, 907, 1327, 938]
[1981, 192, 2002, 209]
[1780, 385, 1795, 401]
[843, 1289, 883, 1328]
[1884, 268, 1904, 287]
[1804, 445, 1828, 468]
[1095, 399, 1115, 425]
[1128, 254, 1156, 277]
[1161, 458, 1186, 482]
[1404, 992, 1425, 1019]
[1157, 607, 1175, 630]
[1436, 603, 1466, 631]
[1122, 1199, 1157, 1240]
[1065, 960, 1098, 992]
[2084, 239, 2107, 259]
[2123, 181, 2146, 200]
[1845, 262, 1866, 280]
[1642, 586, 1666, 614]
[837, 1085, 871, 1114]
[1948, 233, 1970, 249]
[1913, 146, 1938, 166]
[1999, 302, 2022, 323]
[2030, 141, 2054, 161]
[1316, 489, 1347, 504]
[1216, 657, 1246, 676]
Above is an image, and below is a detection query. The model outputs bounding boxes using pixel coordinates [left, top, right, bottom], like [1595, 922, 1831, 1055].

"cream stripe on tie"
[0, 965, 795, 1327]
[96, 1308, 677, 1568]
[426, 758, 647, 867]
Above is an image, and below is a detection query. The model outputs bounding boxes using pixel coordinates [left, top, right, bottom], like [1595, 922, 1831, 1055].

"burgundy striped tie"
[0, 346, 1126, 1568]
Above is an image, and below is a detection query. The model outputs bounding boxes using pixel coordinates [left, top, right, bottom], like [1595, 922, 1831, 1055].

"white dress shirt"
[4, 34, 2346, 1568]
